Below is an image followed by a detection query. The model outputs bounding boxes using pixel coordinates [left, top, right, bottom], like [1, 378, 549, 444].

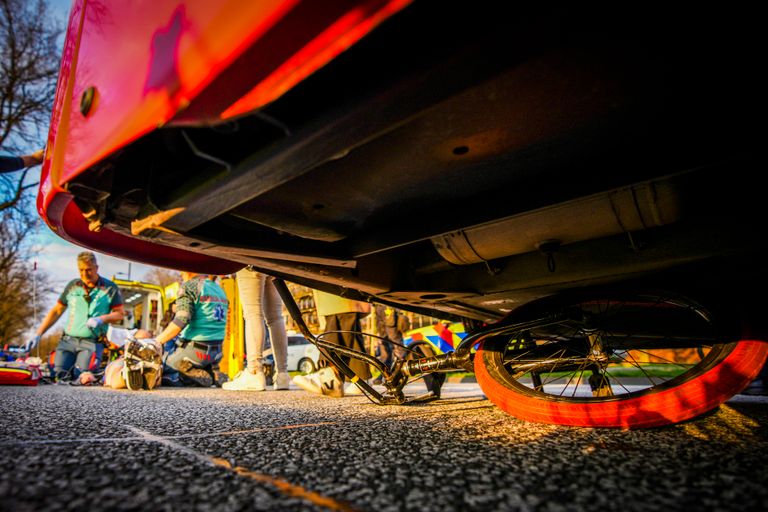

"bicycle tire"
[474, 291, 768, 428]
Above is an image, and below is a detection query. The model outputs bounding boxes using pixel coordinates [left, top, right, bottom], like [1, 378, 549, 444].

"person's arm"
[21, 149, 44, 167]
[0, 155, 24, 173]
[0, 150, 44, 173]
[86, 304, 125, 330]
[97, 304, 125, 325]
[35, 302, 67, 337]
[155, 280, 195, 344]
[155, 322, 183, 345]
[27, 302, 67, 351]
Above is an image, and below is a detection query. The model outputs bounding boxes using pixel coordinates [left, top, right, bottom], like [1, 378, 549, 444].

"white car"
[264, 335, 319, 375]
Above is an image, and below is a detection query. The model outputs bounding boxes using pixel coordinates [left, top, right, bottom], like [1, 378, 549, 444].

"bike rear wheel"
[475, 290, 768, 428]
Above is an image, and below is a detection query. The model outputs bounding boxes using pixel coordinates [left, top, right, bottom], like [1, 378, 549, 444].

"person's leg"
[338, 313, 372, 381]
[161, 340, 182, 385]
[380, 338, 393, 366]
[317, 314, 342, 370]
[223, 269, 268, 391]
[372, 338, 392, 384]
[53, 336, 77, 381]
[294, 312, 372, 397]
[315, 313, 371, 381]
[73, 340, 104, 379]
[200, 345, 223, 387]
[236, 268, 267, 371]
[391, 337, 408, 361]
[264, 278, 290, 389]
[165, 341, 219, 387]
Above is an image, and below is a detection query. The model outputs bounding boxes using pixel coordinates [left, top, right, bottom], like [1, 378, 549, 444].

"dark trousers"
[54, 335, 103, 379]
[318, 313, 371, 382]
[163, 339, 222, 378]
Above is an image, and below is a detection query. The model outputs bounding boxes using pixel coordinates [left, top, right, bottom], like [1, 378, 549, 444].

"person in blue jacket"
[156, 272, 229, 387]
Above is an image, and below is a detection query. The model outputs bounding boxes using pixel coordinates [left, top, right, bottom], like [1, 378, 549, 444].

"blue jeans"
[54, 335, 104, 379]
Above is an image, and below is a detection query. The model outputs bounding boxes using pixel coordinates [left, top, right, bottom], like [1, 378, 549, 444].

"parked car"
[37, 2, 767, 426]
[264, 335, 319, 376]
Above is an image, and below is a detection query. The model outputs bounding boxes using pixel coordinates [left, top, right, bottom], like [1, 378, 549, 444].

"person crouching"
[155, 273, 229, 387]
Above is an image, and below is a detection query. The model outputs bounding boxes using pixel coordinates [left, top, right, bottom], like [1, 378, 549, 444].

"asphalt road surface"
[1, 380, 766, 511]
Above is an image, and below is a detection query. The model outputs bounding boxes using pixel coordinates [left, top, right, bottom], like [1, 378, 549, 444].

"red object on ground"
[475, 339, 768, 429]
[0, 364, 41, 386]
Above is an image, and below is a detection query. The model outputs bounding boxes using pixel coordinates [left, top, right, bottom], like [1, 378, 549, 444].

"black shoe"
[424, 373, 446, 399]
[214, 371, 229, 387]
[161, 376, 185, 387]
[179, 367, 214, 387]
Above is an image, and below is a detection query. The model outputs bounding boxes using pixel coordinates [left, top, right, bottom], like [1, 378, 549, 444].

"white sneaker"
[344, 379, 370, 395]
[222, 369, 266, 391]
[293, 367, 344, 397]
[273, 372, 291, 390]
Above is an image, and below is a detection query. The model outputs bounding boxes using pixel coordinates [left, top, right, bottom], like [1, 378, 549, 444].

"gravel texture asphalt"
[0, 381, 766, 512]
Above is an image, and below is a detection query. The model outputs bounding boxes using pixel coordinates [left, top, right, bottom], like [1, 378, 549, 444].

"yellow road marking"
[126, 426, 360, 512]
[212, 457, 360, 512]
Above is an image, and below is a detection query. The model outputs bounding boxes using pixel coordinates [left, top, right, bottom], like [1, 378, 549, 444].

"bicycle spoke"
[621, 351, 664, 386]
[491, 293, 723, 401]
[628, 348, 697, 368]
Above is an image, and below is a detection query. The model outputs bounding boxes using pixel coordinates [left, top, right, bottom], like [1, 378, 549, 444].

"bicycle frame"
[273, 279, 572, 405]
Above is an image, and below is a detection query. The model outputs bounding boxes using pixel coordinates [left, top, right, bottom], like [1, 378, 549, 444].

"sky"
[10, 0, 167, 336]
[48, 0, 71, 25]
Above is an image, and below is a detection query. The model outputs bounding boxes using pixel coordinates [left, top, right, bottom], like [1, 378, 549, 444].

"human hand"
[21, 149, 44, 167]
[25, 335, 41, 352]
[79, 372, 97, 386]
[86, 317, 104, 329]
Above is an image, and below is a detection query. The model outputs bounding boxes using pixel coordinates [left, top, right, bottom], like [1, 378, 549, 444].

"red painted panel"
[39, 0, 411, 270]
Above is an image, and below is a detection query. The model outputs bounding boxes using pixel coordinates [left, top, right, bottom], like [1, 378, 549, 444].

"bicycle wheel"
[475, 291, 768, 428]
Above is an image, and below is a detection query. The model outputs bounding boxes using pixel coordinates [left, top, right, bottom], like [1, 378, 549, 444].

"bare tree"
[1, 0, 62, 210]
[143, 267, 182, 288]
[0, 198, 53, 346]
[0, 0, 59, 344]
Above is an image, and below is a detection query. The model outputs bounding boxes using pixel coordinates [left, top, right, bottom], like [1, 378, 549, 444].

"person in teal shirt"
[156, 272, 229, 387]
[27, 252, 125, 381]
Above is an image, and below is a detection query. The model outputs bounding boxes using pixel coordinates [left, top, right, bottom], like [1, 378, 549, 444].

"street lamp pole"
[33, 261, 38, 357]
